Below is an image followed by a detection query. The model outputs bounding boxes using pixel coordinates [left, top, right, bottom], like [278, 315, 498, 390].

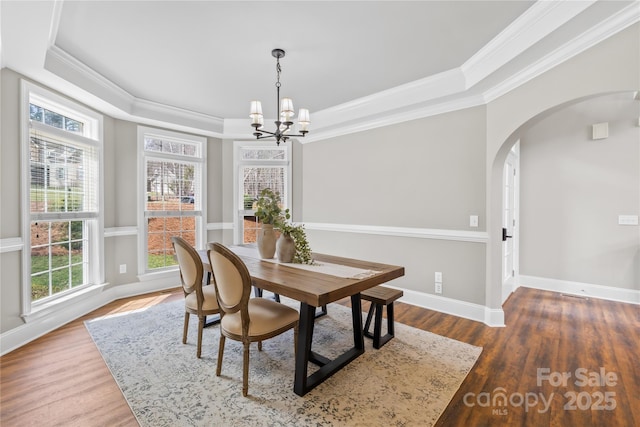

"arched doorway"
[488, 91, 639, 320]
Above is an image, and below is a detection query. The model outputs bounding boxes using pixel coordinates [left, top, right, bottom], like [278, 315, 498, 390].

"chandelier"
[250, 49, 310, 146]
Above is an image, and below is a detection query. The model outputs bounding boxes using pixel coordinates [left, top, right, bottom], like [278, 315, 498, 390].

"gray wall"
[1, 23, 638, 340]
[0, 67, 225, 333]
[485, 22, 640, 309]
[520, 93, 640, 289]
[302, 106, 487, 304]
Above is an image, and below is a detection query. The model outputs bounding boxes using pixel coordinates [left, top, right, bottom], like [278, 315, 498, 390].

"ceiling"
[1, 1, 638, 140]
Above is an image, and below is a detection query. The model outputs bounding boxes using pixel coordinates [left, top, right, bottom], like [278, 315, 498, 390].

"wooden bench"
[361, 286, 403, 349]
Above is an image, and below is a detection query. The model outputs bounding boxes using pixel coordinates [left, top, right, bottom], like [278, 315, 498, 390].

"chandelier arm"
[255, 134, 278, 140]
[252, 128, 276, 137]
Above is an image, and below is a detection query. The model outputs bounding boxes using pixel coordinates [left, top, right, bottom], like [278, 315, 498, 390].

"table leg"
[293, 303, 316, 396]
[203, 272, 219, 327]
[292, 294, 365, 396]
[350, 293, 365, 351]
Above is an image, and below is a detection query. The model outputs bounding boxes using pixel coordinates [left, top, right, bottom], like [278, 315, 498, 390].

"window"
[138, 127, 206, 274]
[22, 82, 103, 311]
[234, 141, 291, 244]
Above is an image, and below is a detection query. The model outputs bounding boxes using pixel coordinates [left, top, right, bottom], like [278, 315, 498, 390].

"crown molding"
[310, 68, 467, 131]
[483, 1, 640, 103]
[38, 1, 640, 143]
[45, 45, 134, 113]
[44, 45, 225, 135]
[461, 0, 595, 88]
[302, 94, 487, 143]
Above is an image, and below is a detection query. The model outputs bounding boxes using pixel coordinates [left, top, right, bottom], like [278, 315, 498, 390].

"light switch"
[470, 215, 479, 227]
[618, 215, 639, 225]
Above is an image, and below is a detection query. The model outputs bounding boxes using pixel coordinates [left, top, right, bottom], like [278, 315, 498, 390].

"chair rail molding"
[104, 226, 138, 237]
[207, 222, 234, 231]
[0, 237, 24, 253]
[304, 223, 488, 243]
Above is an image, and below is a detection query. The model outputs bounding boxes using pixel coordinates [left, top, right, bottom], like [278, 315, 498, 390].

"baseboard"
[519, 275, 640, 305]
[1, 275, 515, 355]
[398, 288, 505, 327]
[0, 277, 180, 356]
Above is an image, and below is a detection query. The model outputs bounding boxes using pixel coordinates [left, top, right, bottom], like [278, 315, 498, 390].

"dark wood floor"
[1, 287, 638, 426]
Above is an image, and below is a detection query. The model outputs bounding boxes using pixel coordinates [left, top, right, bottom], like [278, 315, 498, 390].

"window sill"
[137, 268, 179, 283]
[21, 283, 108, 324]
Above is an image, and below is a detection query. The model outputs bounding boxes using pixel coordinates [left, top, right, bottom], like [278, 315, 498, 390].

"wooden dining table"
[199, 246, 404, 396]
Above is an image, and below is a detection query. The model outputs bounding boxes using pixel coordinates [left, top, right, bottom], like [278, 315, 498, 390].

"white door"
[502, 143, 519, 303]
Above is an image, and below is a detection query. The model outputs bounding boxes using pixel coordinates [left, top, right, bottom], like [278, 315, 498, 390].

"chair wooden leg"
[216, 336, 225, 376]
[197, 316, 205, 358]
[258, 341, 262, 351]
[242, 342, 250, 397]
[182, 312, 190, 344]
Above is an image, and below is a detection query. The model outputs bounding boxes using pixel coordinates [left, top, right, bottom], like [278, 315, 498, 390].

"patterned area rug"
[85, 298, 481, 426]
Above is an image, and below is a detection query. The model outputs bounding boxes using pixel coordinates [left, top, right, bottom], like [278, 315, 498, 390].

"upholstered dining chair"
[207, 242, 299, 397]
[172, 236, 220, 359]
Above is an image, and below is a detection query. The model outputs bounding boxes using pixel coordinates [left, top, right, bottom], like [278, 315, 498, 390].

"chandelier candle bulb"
[298, 108, 310, 131]
[250, 100, 263, 115]
[250, 101, 263, 125]
[280, 98, 294, 118]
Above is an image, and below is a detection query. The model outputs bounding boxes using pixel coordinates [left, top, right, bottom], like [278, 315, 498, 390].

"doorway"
[501, 141, 519, 303]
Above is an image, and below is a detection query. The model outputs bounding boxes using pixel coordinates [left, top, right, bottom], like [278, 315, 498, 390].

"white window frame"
[233, 140, 292, 245]
[137, 126, 207, 276]
[20, 80, 104, 318]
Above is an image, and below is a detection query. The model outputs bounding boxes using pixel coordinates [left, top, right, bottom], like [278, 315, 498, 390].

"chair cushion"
[221, 298, 298, 338]
[185, 285, 219, 311]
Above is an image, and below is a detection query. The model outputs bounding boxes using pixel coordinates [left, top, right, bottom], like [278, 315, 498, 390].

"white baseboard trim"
[2, 274, 515, 355]
[0, 276, 180, 356]
[519, 275, 640, 305]
[398, 288, 505, 327]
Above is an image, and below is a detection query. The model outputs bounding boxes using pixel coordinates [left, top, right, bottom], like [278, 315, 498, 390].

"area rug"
[85, 298, 482, 427]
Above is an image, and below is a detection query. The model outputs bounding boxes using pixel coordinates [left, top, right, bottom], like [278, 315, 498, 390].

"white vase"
[257, 224, 276, 259]
[277, 234, 295, 263]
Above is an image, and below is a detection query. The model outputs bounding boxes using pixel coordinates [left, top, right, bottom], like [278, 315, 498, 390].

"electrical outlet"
[435, 272, 443, 283]
[119, 264, 127, 274]
[435, 282, 442, 294]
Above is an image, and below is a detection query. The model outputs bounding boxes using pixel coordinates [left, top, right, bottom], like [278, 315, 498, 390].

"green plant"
[279, 222, 313, 264]
[243, 194, 255, 210]
[254, 188, 290, 225]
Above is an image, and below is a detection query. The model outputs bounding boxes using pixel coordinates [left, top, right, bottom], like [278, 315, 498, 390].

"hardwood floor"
[1, 287, 638, 426]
